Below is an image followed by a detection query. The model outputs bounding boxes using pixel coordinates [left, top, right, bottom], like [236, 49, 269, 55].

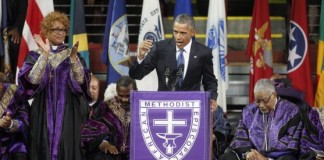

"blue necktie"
[177, 49, 184, 87]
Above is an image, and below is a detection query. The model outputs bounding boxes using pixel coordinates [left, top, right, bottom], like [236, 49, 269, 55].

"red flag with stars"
[287, 0, 314, 106]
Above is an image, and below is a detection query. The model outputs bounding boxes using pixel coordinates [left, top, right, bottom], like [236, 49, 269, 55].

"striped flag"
[17, 0, 54, 80]
[0, 0, 11, 77]
[246, 0, 273, 102]
[174, 0, 192, 17]
[206, 0, 228, 112]
[315, 0, 324, 108]
[287, 0, 314, 106]
[101, 0, 129, 84]
[69, 0, 89, 68]
[136, 0, 164, 91]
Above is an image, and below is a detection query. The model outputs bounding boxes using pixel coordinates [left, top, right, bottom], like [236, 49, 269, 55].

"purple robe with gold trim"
[82, 97, 130, 160]
[18, 44, 91, 160]
[0, 83, 29, 160]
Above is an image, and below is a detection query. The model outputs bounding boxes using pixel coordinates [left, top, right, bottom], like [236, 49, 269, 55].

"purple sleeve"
[68, 56, 92, 102]
[18, 51, 50, 99]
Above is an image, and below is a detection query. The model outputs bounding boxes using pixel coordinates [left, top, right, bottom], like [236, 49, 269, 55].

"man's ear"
[273, 92, 277, 97]
[191, 29, 196, 37]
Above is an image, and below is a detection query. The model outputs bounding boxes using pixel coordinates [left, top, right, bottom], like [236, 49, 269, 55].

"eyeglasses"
[255, 93, 273, 105]
[50, 28, 68, 34]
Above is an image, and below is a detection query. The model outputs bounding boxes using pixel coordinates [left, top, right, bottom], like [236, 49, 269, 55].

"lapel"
[168, 40, 177, 70]
[183, 41, 198, 84]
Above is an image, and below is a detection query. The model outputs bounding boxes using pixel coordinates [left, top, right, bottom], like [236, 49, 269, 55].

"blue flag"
[69, 0, 90, 68]
[174, 0, 192, 18]
[101, 0, 129, 84]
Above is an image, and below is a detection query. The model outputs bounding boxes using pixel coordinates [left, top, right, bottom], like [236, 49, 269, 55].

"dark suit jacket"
[129, 39, 218, 100]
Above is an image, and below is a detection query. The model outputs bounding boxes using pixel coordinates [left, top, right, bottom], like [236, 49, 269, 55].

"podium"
[130, 91, 211, 160]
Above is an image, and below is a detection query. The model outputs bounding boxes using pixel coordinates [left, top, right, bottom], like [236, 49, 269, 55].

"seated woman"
[0, 73, 29, 160]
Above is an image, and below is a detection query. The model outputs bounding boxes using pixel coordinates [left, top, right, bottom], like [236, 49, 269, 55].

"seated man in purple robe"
[219, 78, 305, 160]
[82, 76, 137, 160]
[0, 73, 29, 160]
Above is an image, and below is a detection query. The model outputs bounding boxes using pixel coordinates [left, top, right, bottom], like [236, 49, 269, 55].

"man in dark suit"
[6, 0, 28, 79]
[129, 14, 218, 112]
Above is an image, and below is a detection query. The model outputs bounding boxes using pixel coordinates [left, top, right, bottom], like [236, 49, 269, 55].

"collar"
[89, 101, 97, 107]
[272, 97, 279, 111]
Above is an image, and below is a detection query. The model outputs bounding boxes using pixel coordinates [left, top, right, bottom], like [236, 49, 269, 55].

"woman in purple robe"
[0, 73, 29, 160]
[18, 11, 91, 160]
[82, 76, 137, 160]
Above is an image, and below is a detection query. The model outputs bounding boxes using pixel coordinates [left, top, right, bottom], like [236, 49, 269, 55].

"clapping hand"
[70, 41, 79, 61]
[0, 112, 12, 129]
[34, 34, 50, 57]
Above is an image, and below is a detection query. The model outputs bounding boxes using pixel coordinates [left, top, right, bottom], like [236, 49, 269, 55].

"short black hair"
[116, 76, 137, 90]
[174, 14, 195, 29]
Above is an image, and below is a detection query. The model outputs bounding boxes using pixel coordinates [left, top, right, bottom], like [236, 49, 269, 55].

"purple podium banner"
[130, 91, 211, 160]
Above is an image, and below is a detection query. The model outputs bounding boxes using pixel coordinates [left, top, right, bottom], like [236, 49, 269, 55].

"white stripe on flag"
[21, 22, 38, 51]
[36, 0, 54, 17]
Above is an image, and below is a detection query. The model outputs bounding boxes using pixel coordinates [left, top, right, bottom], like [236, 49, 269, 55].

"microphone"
[169, 64, 184, 91]
[165, 66, 170, 87]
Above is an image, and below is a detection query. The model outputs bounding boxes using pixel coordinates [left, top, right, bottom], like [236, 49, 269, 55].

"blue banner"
[101, 0, 129, 84]
[174, 0, 192, 18]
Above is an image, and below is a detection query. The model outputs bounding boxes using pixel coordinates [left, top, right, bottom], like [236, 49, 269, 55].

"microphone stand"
[165, 67, 170, 89]
[169, 64, 184, 91]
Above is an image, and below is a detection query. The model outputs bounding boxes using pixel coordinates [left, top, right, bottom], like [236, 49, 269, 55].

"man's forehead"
[255, 91, 268, 98]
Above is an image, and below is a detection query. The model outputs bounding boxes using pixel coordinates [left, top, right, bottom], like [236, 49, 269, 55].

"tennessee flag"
[315, 0, 324, 108]
[101, 0, 129, 84]
[206, 0, 228, 112]
[69, 0, 89, 68]
[287, 0, 314, 106]
[246, 0, 273, 102]
[136, 0, 164, 91]
[17, 0, 54, 80]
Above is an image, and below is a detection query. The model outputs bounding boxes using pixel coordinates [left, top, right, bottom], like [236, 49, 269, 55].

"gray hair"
[254, 78, 275, 94]
[174, 14, 195, 29]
